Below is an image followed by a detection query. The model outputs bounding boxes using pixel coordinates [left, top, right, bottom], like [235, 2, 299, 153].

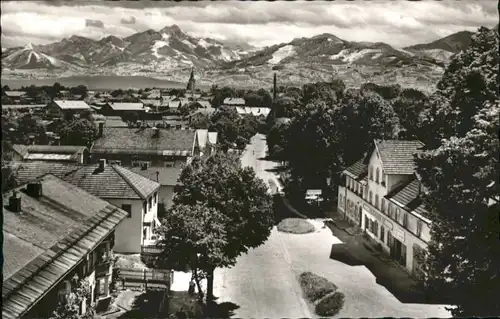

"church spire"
[186, 67, 196, 99]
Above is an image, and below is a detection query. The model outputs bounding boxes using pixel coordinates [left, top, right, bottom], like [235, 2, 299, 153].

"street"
[211, 134, 450, 318]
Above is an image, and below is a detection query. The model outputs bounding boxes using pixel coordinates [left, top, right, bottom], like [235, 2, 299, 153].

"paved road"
[212, 134, 450, 318]
[240, 133, 282, 194]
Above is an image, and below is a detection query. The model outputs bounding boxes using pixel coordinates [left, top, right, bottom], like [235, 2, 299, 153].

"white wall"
[107, 199, 144, 253]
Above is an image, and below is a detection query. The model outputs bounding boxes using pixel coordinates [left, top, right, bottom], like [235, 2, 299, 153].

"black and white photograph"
[1, 0, 499, 318]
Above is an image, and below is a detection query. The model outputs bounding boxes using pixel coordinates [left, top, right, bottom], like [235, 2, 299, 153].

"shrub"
[315, 291, 345, 317]
[277, 218, 315, 234]
[299, 272, 337, 302]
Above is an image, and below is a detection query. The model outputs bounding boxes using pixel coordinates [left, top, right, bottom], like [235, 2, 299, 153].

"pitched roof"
[107, 102, 144, 111]
[129, 166, 182, 186]
[344, 159, 367, 179]
[9, 161, 81, 185]
[168, 100, 181, 108]
[63, 164, 160, 200]
[374, 140, 425, 175]
[140, 99, 161, 107]
[4, 91, 26, 97]
[11, 144, 87, 158]
[2, 175, 128, 319]
[385, 178, 431, 223]
[53, 100, 90, 110]
[91, 127, 195, 156]
[2, 104, 46, 110]
[223, 97, 245, 105]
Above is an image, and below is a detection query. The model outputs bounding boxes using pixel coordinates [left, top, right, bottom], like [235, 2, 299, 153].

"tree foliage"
[209, 106, 258, 151]
[60, 119, 98, 147]
[49, 278, 94, 319]
[414, 26, 500, 317]
[157, 153, 274, 300]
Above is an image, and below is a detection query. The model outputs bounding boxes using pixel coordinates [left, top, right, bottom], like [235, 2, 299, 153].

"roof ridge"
[111, 165, 146, 199]
[112, 165, 158, 199]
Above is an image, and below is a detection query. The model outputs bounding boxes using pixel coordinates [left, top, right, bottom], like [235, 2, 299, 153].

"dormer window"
[375, 168, 380, 184]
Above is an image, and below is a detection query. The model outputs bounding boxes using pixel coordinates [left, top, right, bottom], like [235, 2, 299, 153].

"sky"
[1, 0, 497, 48]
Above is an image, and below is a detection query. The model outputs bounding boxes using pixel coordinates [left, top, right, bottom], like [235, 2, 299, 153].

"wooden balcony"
[95, 261, 111, 277]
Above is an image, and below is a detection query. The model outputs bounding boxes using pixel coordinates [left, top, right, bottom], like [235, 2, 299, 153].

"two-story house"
[59, 160, 161, 252]
[90, 126, 196, 207]
[10, 144, 89, 164]
[8, 160, 161, 253]
[47, 100, 92, 120]
[2, 174, 129, 319]
[337, 139, 430, 276]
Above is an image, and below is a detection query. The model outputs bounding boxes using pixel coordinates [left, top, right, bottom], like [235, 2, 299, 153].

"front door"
[358, 207, 363, 228]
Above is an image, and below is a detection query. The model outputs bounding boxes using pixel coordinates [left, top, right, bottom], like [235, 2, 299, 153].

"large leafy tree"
[209, 106, 258, 151]
[60, 119, 98, 147]
[157, 153, 274, 301]
[391, 88, 429, 139]
[414, 26, 500, 316]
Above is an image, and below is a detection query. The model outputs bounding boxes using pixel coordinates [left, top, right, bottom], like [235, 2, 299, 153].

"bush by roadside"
[278, 218, 315, 234]
[299, 272, 337, 301]
[298, 272, 345, 317]
[315, 291, 345, 317]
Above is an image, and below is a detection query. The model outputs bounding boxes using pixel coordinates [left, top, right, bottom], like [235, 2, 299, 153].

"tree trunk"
[206, 267, 215, 302]
[192, 267, 203, 299]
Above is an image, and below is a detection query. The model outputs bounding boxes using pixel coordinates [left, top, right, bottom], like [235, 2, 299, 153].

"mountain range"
[1, 25, 476, 90]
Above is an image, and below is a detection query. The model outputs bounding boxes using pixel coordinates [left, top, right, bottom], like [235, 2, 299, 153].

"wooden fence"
[116, 267, 173, 291]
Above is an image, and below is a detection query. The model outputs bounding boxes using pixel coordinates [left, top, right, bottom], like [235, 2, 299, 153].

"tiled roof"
[9, 161, 81, 185]
[91, 127, 195, 156]
[108, 102, 144, 111]
[2, 175, 128, 319]
[374, 140, 424, 175]
[385, 178, 430, 220]
[53, 100, 90, 110]
[4, 91, 26, 97]
[223, 97, 245, 105]
[2, 104, 46, 109]
[63, 164, 159, 200]
[188, 107, 216, 117]
[344, 159, 367, 178]
[11, 144, 87, 158]
[129, 166, 182, 186]
[168, 100, 182, 108]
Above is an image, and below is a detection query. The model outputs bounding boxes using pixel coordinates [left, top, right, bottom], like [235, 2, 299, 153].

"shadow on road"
[117, 290, 168, 318]
[325, 220, 446, 305]
[204, 301, 240, 319]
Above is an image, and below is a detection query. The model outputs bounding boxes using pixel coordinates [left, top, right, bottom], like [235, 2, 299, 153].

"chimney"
[156, 171, 159, 182]
[26, 182, 42, 198]
[99, 159, 106, 171]
[273, 73, 277, 101]
[9, 191, 22, 213]
[98, 122, 104, 137]
[152, 127, 160, 138]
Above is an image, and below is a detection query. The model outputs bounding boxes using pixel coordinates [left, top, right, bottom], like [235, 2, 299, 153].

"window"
[403, 213, 408, 228]
[365, 216, 369, 230]
[339, 194, 344, 208]
[375, 194, 379, 209]
[148, 197, 152, 210]
[96, 277, 109, 297]
[380, 226, 385, 243]
[375, 167, 380, 183]
[153, 192, 157, 204]
[395, 208, 400, 223]
[143, 201, 147, 214]
[363, 187, 367, 199]
[381, 172, 386, 186]
[417, 220, 423, 237]
[388, 204, 393, 219]
[122, 204, 132, 218]
[369, 191, 373, 204]
[372, 220, 378, 236]
[164, 161, 175, 168]
[369, 166, 373, 180]
[381, 199, 386, 213]
[132, 160, 151, 168]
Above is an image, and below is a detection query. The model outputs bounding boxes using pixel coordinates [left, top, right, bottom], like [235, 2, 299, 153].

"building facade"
[2, 175, 128, 319]
[337, 139, 430, 276]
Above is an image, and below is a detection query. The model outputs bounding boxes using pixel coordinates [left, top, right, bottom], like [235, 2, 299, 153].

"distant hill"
[0, 75, 196, 90]
[1, 26, 485, 91]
